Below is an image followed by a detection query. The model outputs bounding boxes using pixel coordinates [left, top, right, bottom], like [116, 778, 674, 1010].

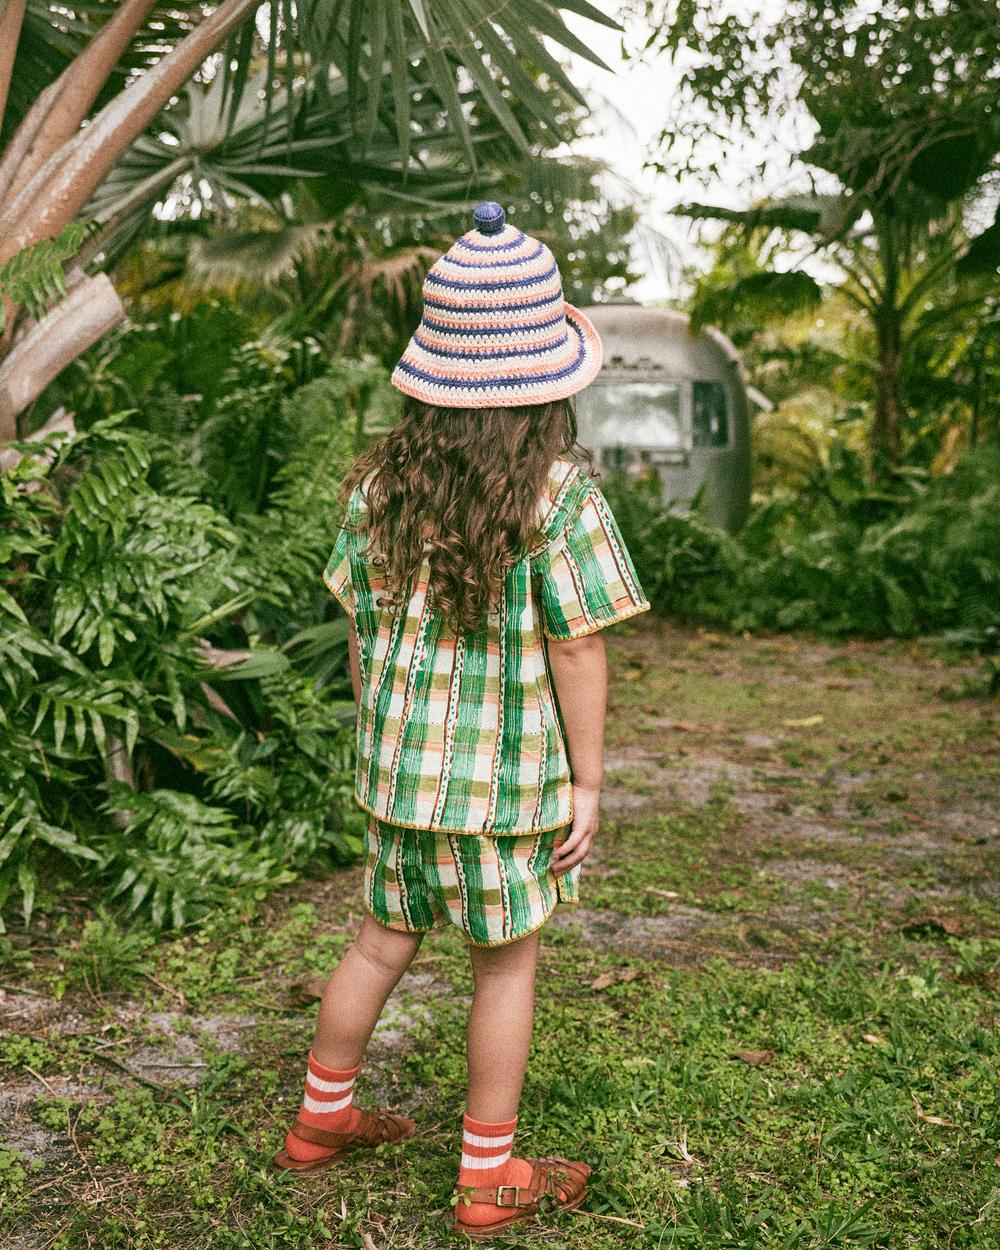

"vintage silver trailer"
[576, 304, 754, 533]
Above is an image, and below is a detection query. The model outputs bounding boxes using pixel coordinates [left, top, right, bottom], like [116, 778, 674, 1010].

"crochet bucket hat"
[391, 201, 602, 409]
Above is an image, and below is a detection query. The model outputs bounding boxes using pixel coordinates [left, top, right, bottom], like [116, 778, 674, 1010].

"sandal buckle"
[495, 1184, 521, 1208]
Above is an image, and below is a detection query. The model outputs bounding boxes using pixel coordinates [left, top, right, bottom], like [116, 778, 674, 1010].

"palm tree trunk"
[0, 0, 159, 209]
[872, 218, 905, 480]
[872, 313, 904, 478]
[0, 0, 27, 130]
[0, 274, 124, 440]
[0, 0, 261, 264]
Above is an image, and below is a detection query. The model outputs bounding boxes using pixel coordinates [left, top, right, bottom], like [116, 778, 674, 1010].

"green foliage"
[0, 344, 386, 932]
[602, 475, 741, 625]
[100, 789, 289, 931]
[53, 908, 156, 992]
[0, 222, 89, 332]
[653, 2, 1000, 477]
[611, 446, 1000, 642]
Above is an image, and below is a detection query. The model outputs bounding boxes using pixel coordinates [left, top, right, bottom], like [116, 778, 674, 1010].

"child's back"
[275, 203, 649, 1238]
[325, 454, 647, 836]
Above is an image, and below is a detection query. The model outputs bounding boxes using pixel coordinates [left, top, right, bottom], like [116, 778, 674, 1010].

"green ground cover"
[1, 621, 997, 1249]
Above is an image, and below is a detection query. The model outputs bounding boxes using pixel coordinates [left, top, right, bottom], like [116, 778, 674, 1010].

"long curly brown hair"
[340, 395, 587, 633]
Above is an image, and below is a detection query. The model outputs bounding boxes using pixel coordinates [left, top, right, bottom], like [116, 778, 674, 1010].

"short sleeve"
[323, 511, 355, 619]
[533, 484, 650, 640]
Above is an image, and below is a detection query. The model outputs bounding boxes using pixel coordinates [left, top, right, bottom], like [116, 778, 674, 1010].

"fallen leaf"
[861, 1033, 887, 1046]
[590, 969, 641, 991]
[782, 715, 824, 728]
[671, 721, 704, 732]
[287, 975, 328, 1005]
[624, 667, 643, 681]
[733, 1049, 776, 1066]
[911, 1093, 956, 1128]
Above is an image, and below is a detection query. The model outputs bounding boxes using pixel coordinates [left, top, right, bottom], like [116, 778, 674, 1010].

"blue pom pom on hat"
[390, 201, 602, 410]
[472, 201, 506, 235]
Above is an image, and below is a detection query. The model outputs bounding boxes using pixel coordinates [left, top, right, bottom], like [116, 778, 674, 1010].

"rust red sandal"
[452, 1156, 591, 1239]
[273, 1107, 415, 1174]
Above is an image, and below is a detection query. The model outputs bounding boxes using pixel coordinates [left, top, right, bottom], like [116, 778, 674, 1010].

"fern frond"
[0, 223, 91, 333]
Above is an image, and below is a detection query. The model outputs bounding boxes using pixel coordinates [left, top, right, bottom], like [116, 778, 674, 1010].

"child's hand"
[551, 784, 600, 873]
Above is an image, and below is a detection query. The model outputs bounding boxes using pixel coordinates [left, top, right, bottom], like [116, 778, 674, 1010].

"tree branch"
[0, 404, 74, 476]
[0, 0, 261, 263]
[0, 274, 124, 441]
[0, 0, 159, 211]
[0, 0, 27, 134]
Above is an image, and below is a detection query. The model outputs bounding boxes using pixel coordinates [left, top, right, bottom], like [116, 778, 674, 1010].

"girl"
[273, 202, 649, 1239]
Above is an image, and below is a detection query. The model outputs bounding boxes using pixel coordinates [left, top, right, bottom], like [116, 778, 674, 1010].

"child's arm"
[347, 624, 362, 705]
[546, 631, 607, 872]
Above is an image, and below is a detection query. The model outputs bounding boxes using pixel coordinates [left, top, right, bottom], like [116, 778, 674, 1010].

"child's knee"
[352, 917, 422, 978]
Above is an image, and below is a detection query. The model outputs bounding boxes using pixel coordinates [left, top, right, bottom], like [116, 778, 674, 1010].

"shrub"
[0, 346, 392, 931]
[608, 447, 1000, 642]
[601, 475, 745, 624]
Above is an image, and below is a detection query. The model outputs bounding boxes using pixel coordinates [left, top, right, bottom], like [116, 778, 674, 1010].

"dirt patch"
[0, 1078, 105, 1161]
[122, 1011, 260, 1085]
[551, 904, 726, 959]
[765, 860, 854, 890]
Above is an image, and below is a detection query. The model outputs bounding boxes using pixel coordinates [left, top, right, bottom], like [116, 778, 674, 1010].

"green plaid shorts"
[363, 817, 580, 947]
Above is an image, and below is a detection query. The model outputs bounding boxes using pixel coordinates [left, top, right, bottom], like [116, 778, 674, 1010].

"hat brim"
[390, 301, 603, 410]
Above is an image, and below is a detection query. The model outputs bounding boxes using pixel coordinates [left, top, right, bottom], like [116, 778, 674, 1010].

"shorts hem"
[361, 893, 449, 937]
[361, 884, 580, 948]
[455, 891, 580, 950]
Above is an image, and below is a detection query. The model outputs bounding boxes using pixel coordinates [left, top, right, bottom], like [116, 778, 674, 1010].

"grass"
[1, 620, 998, 1249]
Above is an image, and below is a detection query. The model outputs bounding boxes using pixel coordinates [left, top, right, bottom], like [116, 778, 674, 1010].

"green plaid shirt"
[323, 459, 649, 835]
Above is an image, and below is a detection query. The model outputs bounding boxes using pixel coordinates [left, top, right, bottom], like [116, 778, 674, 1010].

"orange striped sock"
[455, 1114, 535, 1227]
[283, 1052, 362, 1163]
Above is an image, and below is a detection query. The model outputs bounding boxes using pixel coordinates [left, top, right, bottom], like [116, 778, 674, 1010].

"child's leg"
[455, 929, 590, 1232]
[313, 915, 424, 1068]
[283, 915, 422, 1162]
[456, 931, 542, 1225]
[466, 930, 539, 1121]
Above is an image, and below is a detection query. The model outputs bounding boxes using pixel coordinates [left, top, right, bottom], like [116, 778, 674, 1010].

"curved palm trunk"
[0, 0, 27, 129]
[0, 0, 261, 264]
[0, 0, 261, 438]
[0, 0, 159, 208]
[0, 273, 124, 440]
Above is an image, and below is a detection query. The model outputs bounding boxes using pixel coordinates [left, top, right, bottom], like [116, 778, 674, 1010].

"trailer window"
[587, 383, 684, 461]
[692, 381, 729, 447]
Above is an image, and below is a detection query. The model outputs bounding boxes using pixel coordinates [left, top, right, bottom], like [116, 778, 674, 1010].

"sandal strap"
[291, 1108, 408, 1150]
[457, 1182, 538, 1209]
[456, 1158, 583, 1208]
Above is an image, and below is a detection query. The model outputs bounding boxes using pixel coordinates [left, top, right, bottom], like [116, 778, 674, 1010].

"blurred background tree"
[643, 0, 1000, 481]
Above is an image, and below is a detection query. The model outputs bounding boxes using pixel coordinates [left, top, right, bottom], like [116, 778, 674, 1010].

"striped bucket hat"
[391, 201, 602, 409]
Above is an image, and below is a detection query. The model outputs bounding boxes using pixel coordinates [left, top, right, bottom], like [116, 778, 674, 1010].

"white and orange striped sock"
[283, 1051, 362, 1162]
[456, 1114, 535, 1226]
